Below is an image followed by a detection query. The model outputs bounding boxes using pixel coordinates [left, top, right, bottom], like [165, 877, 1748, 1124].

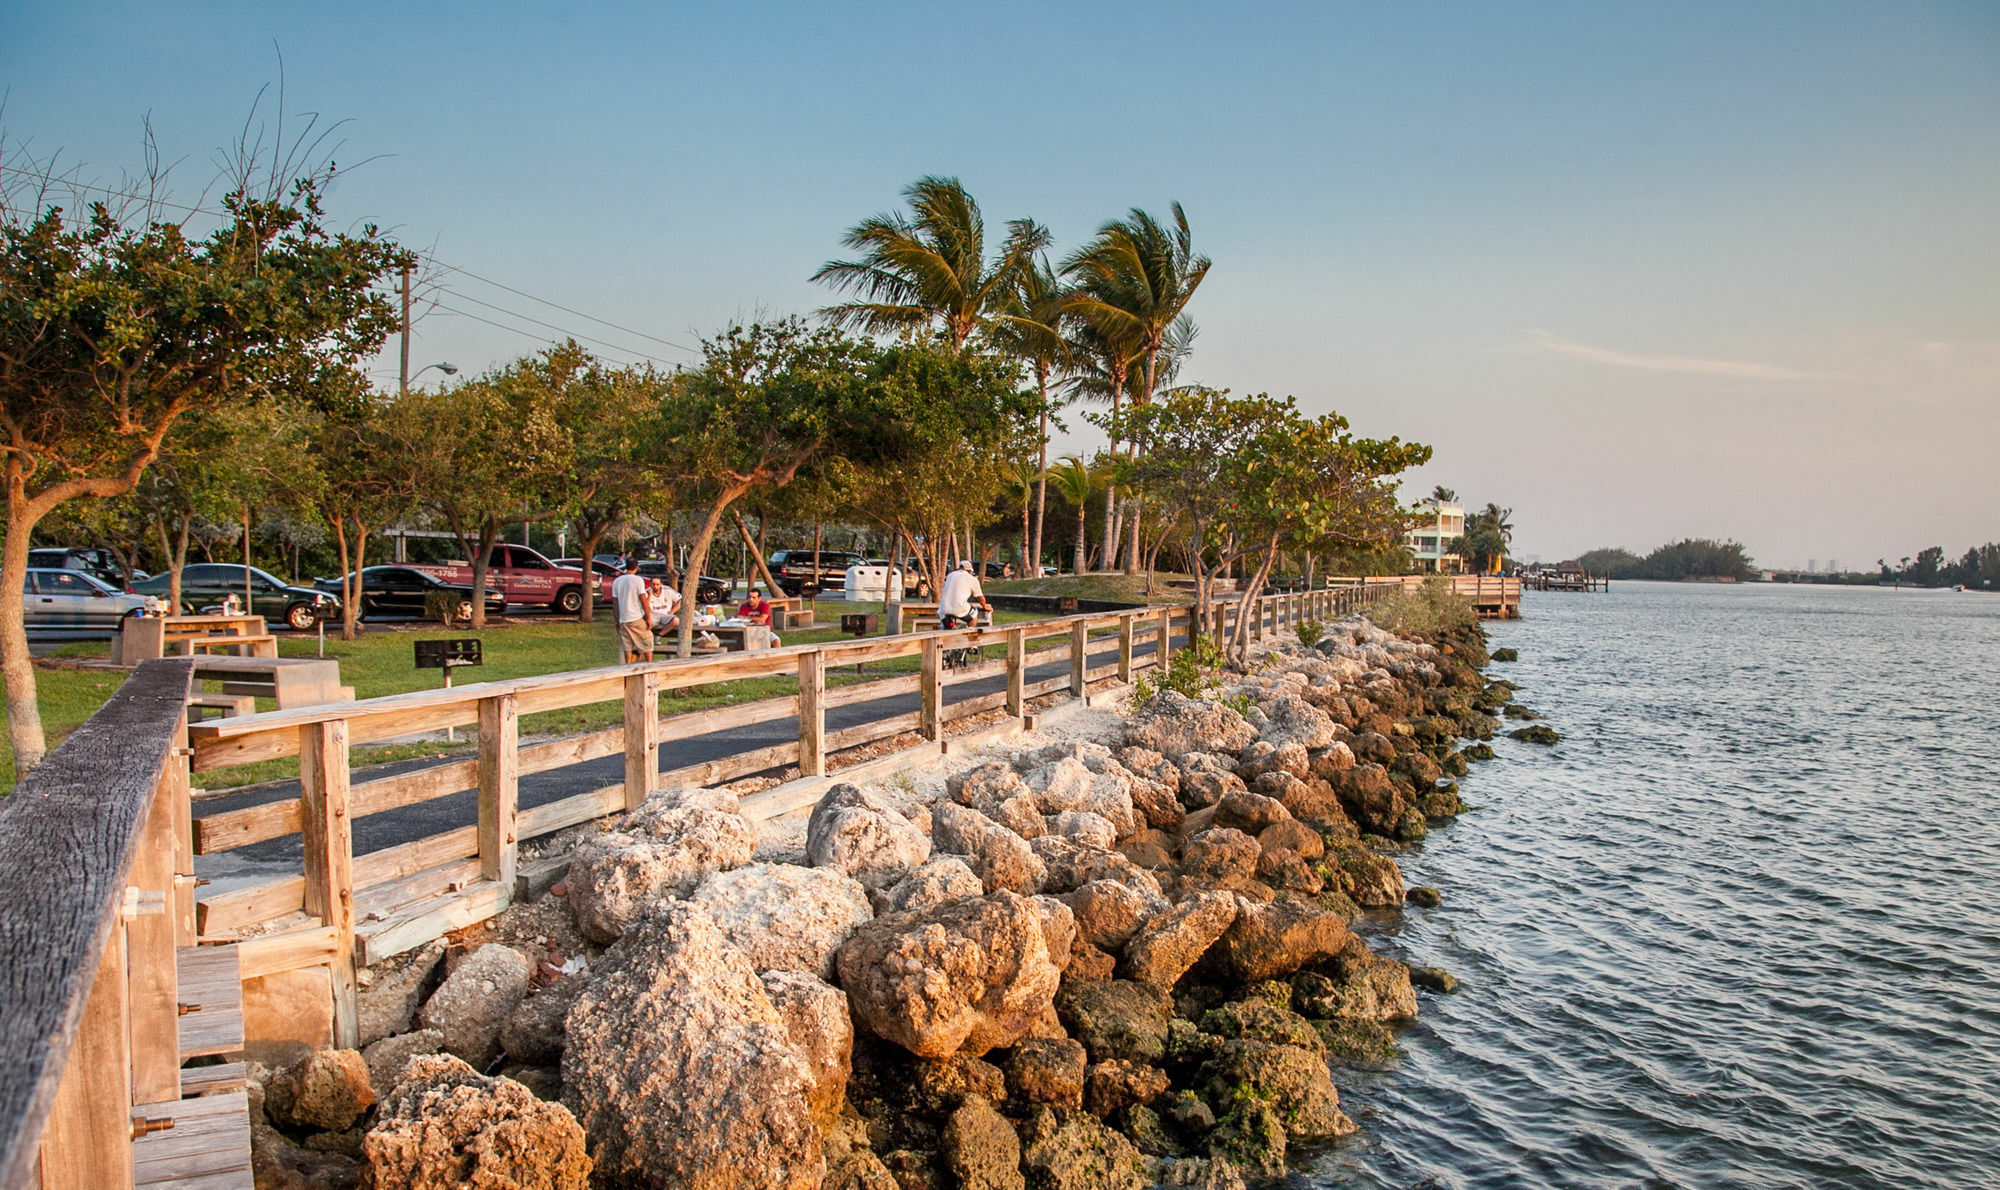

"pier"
[1524, 571, 1610, 593]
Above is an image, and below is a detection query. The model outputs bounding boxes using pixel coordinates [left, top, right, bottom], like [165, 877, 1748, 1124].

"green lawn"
[987, 572, 1196, 605]
[8, 608, 1067, 791]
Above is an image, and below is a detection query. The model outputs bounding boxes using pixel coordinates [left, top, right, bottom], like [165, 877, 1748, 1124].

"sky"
[4, 1, 1996, 569]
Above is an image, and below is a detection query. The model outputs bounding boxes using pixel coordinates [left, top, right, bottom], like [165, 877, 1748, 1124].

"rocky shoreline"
[247, 612, 1524, 1190]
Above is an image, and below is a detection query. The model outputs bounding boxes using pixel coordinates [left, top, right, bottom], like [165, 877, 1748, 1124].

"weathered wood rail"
[1332, 574, 1522, 618]
[0, 583, 1399, 1186]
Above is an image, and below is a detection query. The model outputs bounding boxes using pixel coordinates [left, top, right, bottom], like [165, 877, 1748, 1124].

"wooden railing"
[0, 658, 197, 1190]
[0, 584, 1399, 1184]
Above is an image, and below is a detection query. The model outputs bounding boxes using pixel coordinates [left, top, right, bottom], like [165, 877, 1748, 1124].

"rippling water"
[1308, 582, 2000, 1189]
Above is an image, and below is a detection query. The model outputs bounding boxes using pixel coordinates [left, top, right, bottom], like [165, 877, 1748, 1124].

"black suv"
[769, 550, 859, 596]
[28, 547, 145, 589]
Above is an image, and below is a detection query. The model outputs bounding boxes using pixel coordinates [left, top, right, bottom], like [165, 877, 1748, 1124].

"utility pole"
[399, 264, 412, 394]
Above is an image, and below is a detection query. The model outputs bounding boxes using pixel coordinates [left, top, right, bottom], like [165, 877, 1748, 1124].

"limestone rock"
[564, 903, 823, 1189]
[1294, 936, 1418, 1021]
[1053, 979, 1172, 1065]
[807, 784, 932, 890]
[1180, 769, 1247, 809]
[690, 862, 874, 980]
[1047, 810, 1117, 850]
[1127, 777, 1185, 834]
[941, 1095, 1025, 1190]
[1121, 890, 1238, 991]
[1021, 757, 1094, 814]
[1019, 1107, 1147, 1190]
[1065, 941, 1117, 981]
[1324, 762, 1408, 837]
[417, 944, 533, 1070]
[1178, 829, 1261, 887]
[361, 1029, 443, 1100]
[1259, 694, 1337, 752]
[1003, 1037, 1086, 1109]
[1201, 1040, 1355, 1143]
[357, 940, 445, 1048]
[1084, 1059, 1171, 1118]
[567, 806, 757, 944]
[950, 762, 1030, 813]
[1030, 836, 1164, 898]
[1207, 899, 1352, 984]
[933, 800, 1047, 895]
[1199, 999, 1324, 1056]
[760, 970, 854, 1131]
[1256, 818, 1323, 860]
[876, 855, 985, 915]
[1028, 895, 1077, 971]
[266, 1049, 374, 1133]
[834, 890, 1063, 1059]
[1255, 848, 1323, 895]
[1125, 692, 1257, 759]
[993, 795, 1048, 840]
[1212, 790, 1290, 835]
[1115, 746, 1181, 795]
[1061, 880, 1164, 953]
[1326, 844, 1405, 908]
[362, 1054, 590, 1190]
[499, 978, 582, 1068]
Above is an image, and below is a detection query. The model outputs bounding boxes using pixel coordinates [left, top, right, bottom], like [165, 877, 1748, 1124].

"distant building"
[1405, 499, 1466, 573]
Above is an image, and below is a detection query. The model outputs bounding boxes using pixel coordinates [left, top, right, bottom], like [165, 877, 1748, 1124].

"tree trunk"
[733, 510, 784, 596]
[677, 485, 752, 659]
[1, 495, 48, 773]
[241, 506, 254, 614]
[332, 518, 359, 640]
[1074, 503, 1087, 576]
[1031, 372, 1049, 578]
[1227, 536, 1282, 666]
[467, 518, 499, 630]
[576, 526, 609, 622]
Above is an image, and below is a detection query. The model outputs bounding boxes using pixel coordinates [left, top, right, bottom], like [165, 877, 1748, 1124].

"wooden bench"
[189, 656, 344, 709]
[118, 614, 270, 665]
[187, 693, 256, 722]
[184, 634, 278, 659]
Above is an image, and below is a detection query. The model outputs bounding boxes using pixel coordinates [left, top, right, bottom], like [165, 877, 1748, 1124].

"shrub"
[1295, 618, 1325, 648]
[1366, 575, 1475, 636]
[1134, 633, 1229, 703]
[423, 589, 476, 627]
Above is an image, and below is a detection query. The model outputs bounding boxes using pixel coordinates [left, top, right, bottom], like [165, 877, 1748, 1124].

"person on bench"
[737, 587, 780, 646]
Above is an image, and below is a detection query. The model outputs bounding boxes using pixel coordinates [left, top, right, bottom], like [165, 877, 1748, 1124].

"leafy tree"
[0, 139, 404, 769]
[1043, 455, 1102, 576]
[401, 347, 581, 628]
[550, 355, 671, 620]
[812, 176, 1046, 353]
[1060, 323, 1143, 569]
[1574, 547, 1641, 577]
[1431, 485, 1457, 503]
[306, 380, 423, 639]
[1451, 502, 1514, 573]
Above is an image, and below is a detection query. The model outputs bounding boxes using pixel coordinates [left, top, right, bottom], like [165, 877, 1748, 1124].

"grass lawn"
[6, 607, 1072, 792]
[987, 572, 1197, 605]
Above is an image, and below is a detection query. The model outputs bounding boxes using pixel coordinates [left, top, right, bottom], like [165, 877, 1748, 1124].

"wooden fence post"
[478, 694, 519, 890]
[36, 928, 133, 1190]
[1117, 615, 1134, 683]
[126, 759, 182, 1106]
[300, 719, 357, 1049]
[920, 638, 942, 740]
[1070, 622, 1088, 696]
[623, 671, 660, 810]
[797, 651, 825, 776]
[1005, 627, 1025, 718]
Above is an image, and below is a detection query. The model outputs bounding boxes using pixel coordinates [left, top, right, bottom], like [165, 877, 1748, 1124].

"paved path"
[194, 628, 1179, 887]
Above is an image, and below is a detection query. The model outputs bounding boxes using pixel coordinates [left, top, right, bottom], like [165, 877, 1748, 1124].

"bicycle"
[940, 608, 990, 671]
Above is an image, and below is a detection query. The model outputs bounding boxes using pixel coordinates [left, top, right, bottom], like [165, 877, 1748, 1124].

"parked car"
[23, 568, 148, 631]
[769, 549, 860, 596]
[634, 561, 730, 606]
[132, 564, 338, 629]
[313, 566, 508, 621]
[407, 544, 608, 614]
[27, 547, 146, 589]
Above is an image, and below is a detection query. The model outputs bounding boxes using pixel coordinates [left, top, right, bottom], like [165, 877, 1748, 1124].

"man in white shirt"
[648, 577, 682, 635]
[937, 560, 990, 628]
[611, 559, 651, 663]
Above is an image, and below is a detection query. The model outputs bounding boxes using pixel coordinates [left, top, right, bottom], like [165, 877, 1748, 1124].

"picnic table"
[696, 624, 775, 653]
[189, 656, 349, 709]
[888, 601, 940, 634]
[766, 596, 814, 630]
[117, 613, 276, 665]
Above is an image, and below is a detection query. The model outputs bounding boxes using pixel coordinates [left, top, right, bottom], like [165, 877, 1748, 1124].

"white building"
[1405, 499, 1466, 573]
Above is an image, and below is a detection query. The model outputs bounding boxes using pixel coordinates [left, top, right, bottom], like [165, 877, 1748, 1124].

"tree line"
[1574, 539, 1756, 581]
[0, 122, 1433, 771]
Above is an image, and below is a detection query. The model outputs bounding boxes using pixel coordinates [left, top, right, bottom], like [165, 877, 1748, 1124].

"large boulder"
[689, 862, 873, 980]
[1019, 1107, 1148, 1190]
[1048, 810, 1117, 850]
[1061, 880, 1165, 953]
[876, 855, 985, 915]
[362, 1054, 590, 1190]
[941, 1095, 1026, 1190]
[1115, 746, 1181, 796]
[1201, 1040, 1356, 1144]
[564, 903, 823, 1189]
[1003, 1037, 1086, 1109]
[760, 970, 854, 1132]
[1126, 692, 1257, 760]
[265, 1048, 374, 1132]
[806, 784, 932, 890]
[833, 890, 1063, 1059]
[949, 762, 1031, 814]
[1030, 836, 1164, 898]
[567, 806, 757, 944]
[417, 943, 533, 1070]
[1121, 891, 1238, 990]
[1259, 695, 1337, 752]
[1204, 899, 1353, 984]
[1325, 763, 1407, 836]
[1293, 936, 1418, 1021]
[933, 800, 1047, 895]
[361, 1029, 443, 1099]
[357, 940, 445, 1047]
[1178, 829, 1261, 887]
[1053, 978, 1173, 1065]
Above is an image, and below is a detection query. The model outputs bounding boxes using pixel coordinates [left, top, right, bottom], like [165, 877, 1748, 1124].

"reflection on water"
[1310, 582, 2000, 1189]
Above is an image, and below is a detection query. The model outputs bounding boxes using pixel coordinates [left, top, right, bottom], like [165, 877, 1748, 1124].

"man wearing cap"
[611, 558, 652, 664]
[937, 559, 991, 629]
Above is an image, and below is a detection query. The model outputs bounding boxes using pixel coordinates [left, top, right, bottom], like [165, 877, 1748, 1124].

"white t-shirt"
[938, 568, 985, 618]
[611, 573, 648, 623]
[649, 585, 681, 619]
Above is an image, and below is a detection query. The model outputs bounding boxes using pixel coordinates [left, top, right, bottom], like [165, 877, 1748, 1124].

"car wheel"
[286, 603, 318, 631]
[554, 585, 584, 615]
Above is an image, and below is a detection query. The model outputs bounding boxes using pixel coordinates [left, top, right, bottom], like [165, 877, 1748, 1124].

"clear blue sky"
[5, 1, 1996, 568]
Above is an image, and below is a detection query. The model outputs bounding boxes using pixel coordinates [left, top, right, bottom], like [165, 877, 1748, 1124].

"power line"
[424, 256, 700, 355]
[431, 302, 679, 369]
[432, 287, 687, 365]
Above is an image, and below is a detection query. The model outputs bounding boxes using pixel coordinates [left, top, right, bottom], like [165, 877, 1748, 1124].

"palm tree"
[1003, 458, 1040, 575]
[991, 254, 1070, 577]
[1045, 455, 1100, 575]
[812, 176, 1048, 352]
[1060, 322, 1143, 571]
[1062, 203, 1211, 572]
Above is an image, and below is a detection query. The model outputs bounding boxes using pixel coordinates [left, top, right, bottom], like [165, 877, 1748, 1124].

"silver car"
[24, 567, 149, 632]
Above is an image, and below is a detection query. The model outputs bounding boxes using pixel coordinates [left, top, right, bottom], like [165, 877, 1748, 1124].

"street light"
[405, 362, 457, 393]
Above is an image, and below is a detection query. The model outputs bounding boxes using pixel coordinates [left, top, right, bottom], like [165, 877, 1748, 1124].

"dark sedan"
[133, 563, 337, 629]
[314, 566, 507, 621]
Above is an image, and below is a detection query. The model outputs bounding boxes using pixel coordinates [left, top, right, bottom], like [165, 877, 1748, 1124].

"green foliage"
[1367, 575, 1477, 636]
[1573, 547, 1641, 576]
[1133, 632, 1228, 703]
[1295, 618, 1325, 648]
[1449, 502, 1514, 572]
[1596, 538, 1755, 581]
[422, 588, 475, 627]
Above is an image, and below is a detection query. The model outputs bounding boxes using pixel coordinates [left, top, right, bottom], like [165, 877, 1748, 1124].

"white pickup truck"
[409, 544, 611, 614]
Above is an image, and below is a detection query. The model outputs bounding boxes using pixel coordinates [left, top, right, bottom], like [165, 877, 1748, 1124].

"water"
[1310, 582, 2000, 1189]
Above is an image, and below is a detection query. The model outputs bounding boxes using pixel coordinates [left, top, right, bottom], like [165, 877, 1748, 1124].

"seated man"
[648, 577, 681, 635]
[937, 560, 991, 629]
[737, 587, 780, 645]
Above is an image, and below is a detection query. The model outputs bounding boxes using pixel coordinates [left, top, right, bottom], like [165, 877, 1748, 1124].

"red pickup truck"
[409, 545, 611, 614]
